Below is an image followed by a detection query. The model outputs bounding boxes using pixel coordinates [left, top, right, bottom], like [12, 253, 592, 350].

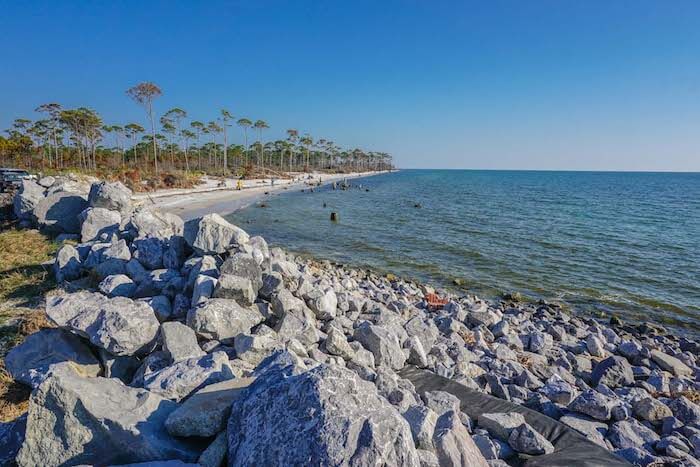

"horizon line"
[396, 167, 700, 174]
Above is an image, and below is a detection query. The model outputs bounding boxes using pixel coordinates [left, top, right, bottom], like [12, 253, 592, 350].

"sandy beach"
[133, 171, 384, 220]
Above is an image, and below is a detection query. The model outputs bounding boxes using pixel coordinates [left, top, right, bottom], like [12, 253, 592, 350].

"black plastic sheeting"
[399, 366, 632, 467]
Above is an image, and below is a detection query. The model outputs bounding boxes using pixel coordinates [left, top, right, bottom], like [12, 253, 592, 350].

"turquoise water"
[228, 170, 700, 337]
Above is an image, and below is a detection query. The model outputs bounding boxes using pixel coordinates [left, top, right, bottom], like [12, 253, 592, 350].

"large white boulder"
[226, 352, 420, 466]
[46, 291, 160, 356]
[16, 372, 200, 466]
[4, 328, 100, 388]
[184, 213, 249, 255]
[34, 192, 88, 233]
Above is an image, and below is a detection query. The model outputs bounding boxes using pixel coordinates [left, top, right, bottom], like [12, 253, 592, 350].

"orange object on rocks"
[426, 293, 448, 311]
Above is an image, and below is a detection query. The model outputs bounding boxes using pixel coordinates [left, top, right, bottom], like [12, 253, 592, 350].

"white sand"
[133, 171, 384, 221]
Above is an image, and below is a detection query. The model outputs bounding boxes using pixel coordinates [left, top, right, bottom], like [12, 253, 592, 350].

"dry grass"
[0, 361, 29, 421]
[0, 228, 57, 421]
[679, 390, 700, 404]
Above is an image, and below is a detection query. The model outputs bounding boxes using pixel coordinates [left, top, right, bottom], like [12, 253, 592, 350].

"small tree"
[126, 82, 162, 173]
[237, 118, 252, 168]
[220, 109, 233, 174]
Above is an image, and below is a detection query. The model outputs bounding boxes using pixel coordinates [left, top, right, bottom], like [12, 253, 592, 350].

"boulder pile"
[2, 178, 700, 466]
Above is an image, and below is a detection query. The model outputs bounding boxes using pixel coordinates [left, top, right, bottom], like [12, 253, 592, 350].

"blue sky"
[1, 1, 699, 170]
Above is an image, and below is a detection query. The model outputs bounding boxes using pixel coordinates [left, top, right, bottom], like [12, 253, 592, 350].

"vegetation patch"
[0, 228, 57, 421]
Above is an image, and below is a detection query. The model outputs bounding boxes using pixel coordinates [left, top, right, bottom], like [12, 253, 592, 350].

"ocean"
[226, 170, 700, 337]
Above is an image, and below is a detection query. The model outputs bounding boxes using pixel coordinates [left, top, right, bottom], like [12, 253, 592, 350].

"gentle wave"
[229, 170, 700, 337]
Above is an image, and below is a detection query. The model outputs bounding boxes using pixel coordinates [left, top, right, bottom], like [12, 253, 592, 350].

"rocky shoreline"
[1, 175, 700, 466]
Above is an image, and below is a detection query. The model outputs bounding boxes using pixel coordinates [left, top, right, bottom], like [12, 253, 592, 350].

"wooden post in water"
[330, 212, 339, 222]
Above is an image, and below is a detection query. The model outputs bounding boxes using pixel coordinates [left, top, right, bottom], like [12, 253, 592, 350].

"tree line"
[0, 82, 394, 177]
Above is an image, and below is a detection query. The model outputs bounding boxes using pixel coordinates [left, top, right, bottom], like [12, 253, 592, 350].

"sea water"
[228, 170, 700, 337]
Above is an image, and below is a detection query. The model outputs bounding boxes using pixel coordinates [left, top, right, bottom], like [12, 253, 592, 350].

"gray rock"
[16, 372, 200, 467]
[88, 181, 132, 217]
[141, 295, 173, 322]
[528, 331, 553, 354]
[586, 334, 606, 357]
[212, 274, 256, 306]
[614, 447, 661, 466]
[274, 305, 320, 346]
[0, 414, 26, 466]
[80, 207, 121, 242]
[129, 207, 183, 239]
[324, 326, 354, 360]
[185, 255, 219, 287]
[34, 191, 88, 233]
[130, 351, 171, 387]
[13, 179, 44, 221]
[477, 412, 526, 441]
[607, 418, 660, 450]
[184, 213, 249, 255]
[434, 410, 489, 467]
[142, 351, 234, 401]
[187, 298, 264, 343]
[219, 253, 262, 293]
[110, 461, 199, 467]
[234, 334, 282, 366]
[568, 389, 615, 421]
[423, 390, 461, 417]
[662, 416, 684, 437]
[163, 236, 186, 270]
[133, 237, 165, 269]
[125, 257, 149, 282]
[406, 335, 429, 368]
[271, 288, 306, 317]
[472, 433, 499, 460]
[138, 266, 186, 297]
[259, 272, 284, 301]
[54, 244, 82, 282]
[166, 377, 255, 438]
[668, 396, 700, 425]
[37, 175, 55, 187]
[618, 340, 642, 361]
[651, 350, 693, 377]
[403, 405, 438, 450]
[508, 423, 554, 455]
[98, 348, 140, 383]
[656, 435, 691, 456]
[540, 376, 577, 405]
[559, 414, 608, 447]
[354, 323, 406, 370]
[102, 238, 132, 261]
[417, 449, 440, 467]
[161, 321, 205, 363]
[46, 291, 160, 356]
[591, 356, 634, 388]
[198, 431, 227, 467]
[270, 259, 302, 279]
[93, 257, 128, 280]
[5, 328, 100, 388]
[192, 274, 217, 305]
[99, 274, 136, 298]
[226, 353, 419, 466]
[305, 288, 338, 320]
[633, 397, 673, 425]
[45, 175, 94, 196]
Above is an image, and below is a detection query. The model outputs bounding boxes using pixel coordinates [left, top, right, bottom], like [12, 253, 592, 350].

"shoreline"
[135, 170, 387, 221]
[3, 174, 700, 465]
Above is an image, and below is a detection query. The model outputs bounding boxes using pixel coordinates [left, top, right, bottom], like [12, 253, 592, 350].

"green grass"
[0, 228, 57, 421]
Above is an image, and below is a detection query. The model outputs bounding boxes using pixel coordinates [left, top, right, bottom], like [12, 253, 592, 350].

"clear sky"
[1, 1, 699, 171]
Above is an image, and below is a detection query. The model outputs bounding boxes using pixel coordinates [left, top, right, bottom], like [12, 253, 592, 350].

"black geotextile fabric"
[399, 366, 632, 467]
